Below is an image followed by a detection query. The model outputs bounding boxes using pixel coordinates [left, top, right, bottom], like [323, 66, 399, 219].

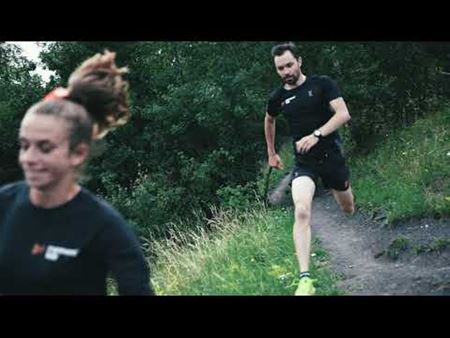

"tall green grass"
[150, 206, 342, 295]
[351, 106, 450, 223]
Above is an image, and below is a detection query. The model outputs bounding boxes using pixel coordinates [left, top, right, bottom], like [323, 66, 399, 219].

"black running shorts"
[291, 147, 351, 191]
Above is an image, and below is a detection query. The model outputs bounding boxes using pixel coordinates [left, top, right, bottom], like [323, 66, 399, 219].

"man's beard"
[283, 74, 299, 85]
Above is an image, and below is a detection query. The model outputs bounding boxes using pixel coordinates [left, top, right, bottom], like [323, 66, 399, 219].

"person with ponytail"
[0, 51, 153, 295]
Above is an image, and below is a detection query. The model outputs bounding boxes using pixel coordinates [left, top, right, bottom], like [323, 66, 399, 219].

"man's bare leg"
[332, 185, 355, 214]
[291, 176, 316, 272]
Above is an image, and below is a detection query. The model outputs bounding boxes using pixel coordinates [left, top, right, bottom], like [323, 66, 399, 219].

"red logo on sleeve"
[31, 243, 46, 256]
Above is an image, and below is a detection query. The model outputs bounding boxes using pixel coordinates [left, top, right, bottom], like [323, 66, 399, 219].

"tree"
[0, 43, 45, 184]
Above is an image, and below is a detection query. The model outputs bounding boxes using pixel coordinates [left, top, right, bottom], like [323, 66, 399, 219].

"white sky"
[4, 41, 55, 83]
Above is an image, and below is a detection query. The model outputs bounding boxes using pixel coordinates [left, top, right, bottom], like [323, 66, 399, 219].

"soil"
[268, 182, 450, 295]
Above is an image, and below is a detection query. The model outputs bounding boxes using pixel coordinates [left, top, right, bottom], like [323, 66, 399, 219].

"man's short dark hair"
[271, 42, 299, 59]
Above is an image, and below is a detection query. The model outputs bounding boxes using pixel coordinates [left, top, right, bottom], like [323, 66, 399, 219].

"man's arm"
[264, 112, 284, 170]
[316, 97, 351, 137]
[295, 97, 351, 154]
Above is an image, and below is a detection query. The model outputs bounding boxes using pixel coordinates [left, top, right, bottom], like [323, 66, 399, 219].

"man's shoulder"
[309, 75, 340, 95]
[309, 74, 334, 83]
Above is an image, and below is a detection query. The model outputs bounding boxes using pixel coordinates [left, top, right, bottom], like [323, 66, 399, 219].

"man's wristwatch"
[313, 129, 322, 139]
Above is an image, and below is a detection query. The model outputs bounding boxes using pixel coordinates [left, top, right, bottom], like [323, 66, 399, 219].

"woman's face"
[18, 113, 86, 192]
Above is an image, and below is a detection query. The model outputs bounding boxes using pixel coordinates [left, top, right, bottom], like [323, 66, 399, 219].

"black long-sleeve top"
[0, 182, 153, 295]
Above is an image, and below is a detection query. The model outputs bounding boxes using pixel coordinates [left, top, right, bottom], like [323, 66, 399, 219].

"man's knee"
[333, 187, 355, 214]
[340, 197, 355, 214]
[294, 203, 312, 222]
[342, 203, 355, 214]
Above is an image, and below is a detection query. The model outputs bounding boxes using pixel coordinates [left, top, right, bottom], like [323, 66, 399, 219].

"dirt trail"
[269, 181, 450, 295]
[311, 191, 450, 295]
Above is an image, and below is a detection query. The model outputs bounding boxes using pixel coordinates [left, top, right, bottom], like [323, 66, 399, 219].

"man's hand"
[268, 153, 284, 170]
[295, 134, 319, 154]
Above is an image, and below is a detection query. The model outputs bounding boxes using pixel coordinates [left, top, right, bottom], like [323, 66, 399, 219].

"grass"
[386, 236, 410, 260]
[414, 237, 450, 254]
[350, 106, 450, 224]
[149, 206, 343, 295]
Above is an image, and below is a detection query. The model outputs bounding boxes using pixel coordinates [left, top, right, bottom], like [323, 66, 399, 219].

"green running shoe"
[295, 277, 317, 296]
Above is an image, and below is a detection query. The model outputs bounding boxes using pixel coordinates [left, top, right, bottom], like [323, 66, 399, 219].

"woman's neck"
[29, 181, 81, 209]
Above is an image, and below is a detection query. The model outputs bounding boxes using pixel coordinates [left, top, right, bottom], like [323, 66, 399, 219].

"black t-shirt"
[0, 182, 153, 295]
[267, 75, 343, 156]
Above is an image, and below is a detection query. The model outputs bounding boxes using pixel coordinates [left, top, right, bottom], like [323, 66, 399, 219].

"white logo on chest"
[44, 245, 80, 262]
[283, 95, 296, 105]
[308, 90, 313, 97]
